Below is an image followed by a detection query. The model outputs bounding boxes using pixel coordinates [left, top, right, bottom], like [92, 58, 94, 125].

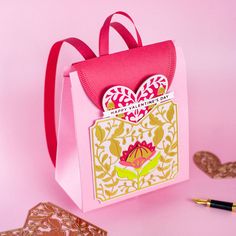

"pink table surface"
[1, 1, 236, 235]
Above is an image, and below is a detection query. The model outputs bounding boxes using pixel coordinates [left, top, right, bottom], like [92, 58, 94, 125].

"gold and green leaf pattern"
[153, 126, 164, 146]
[166, 103, 174, 122]
[109, 139, 122, 157]
[90, 101, 178, 202]
[115, 166, 138, 180]
[95, 125, 105, 143]
[139, 152, 161, 177]
[113, 121, 124, 137]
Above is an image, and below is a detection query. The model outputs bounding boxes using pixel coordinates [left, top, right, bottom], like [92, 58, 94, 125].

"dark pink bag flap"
[72, 40, 176, 109]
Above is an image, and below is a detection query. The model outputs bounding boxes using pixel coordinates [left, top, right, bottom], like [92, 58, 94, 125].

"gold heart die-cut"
[194, 151, 236, 179]
[90, 100, 179, 202]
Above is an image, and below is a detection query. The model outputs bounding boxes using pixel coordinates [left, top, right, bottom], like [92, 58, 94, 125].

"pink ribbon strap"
[44, 38, 96, 166]
[44, 12, 144, 166]
[99, 11, 143, 56]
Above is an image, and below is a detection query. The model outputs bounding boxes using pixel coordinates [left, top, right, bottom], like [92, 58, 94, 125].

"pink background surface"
[0, 0, 236, 235]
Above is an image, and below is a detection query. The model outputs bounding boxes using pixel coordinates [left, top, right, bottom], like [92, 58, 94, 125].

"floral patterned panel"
[90, 100, 178, 202]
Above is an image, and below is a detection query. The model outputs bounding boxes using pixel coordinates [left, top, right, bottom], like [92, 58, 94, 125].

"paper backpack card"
[44, 11, 189, 211]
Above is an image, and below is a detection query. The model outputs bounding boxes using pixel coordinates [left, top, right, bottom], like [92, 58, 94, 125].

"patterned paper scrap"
[22, 202, 107, 235]
[0, 228, 22, 236]
[194, 151, 236, 178]
[0, 202, 107, 236]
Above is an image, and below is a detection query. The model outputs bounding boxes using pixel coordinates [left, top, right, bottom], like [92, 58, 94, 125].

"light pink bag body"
[45, 12, 189, 212]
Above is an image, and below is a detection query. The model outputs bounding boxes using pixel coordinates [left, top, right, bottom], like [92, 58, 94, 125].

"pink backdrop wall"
[0, 1, 236, 235]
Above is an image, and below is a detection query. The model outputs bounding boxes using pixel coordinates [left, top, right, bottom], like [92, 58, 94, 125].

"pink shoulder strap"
[44, 38, 96, 166]
[45, 13, 143, 166]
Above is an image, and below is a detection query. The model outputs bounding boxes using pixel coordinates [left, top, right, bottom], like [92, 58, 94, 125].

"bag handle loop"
[99, 11, 142, 56]
[110, 22, 141, 50]
[44, 37, 96, 166]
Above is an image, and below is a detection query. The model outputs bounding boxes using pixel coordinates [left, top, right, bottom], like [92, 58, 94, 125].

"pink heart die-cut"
[102, 74, 168, 122]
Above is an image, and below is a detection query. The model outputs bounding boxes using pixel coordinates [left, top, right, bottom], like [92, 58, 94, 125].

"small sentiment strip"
[103, 91, 174, 118]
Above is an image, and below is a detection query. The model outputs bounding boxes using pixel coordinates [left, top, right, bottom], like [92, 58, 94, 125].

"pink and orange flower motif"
[119, 141, 156, 169]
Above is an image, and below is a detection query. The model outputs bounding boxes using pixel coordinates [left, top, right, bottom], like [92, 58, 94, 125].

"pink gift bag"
[44, 11, 189, 212]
